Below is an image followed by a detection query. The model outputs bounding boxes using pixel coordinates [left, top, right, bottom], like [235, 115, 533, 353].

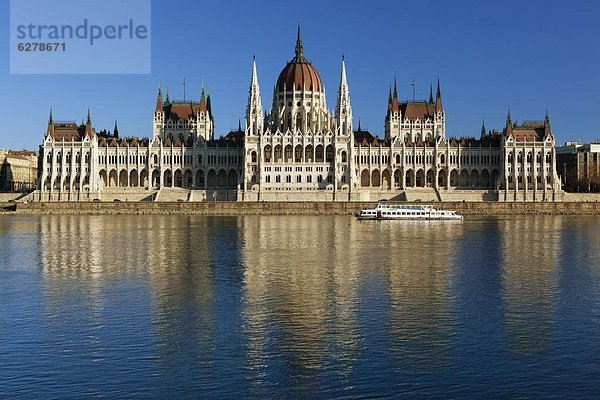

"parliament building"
[38, 26, 562, 202]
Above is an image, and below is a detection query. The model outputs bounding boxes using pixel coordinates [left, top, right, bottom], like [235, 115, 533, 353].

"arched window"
[284, 145, 293, 162]
[153, 154, 158, 164]
[251, 151, 257, 163]
[341, 151, 347, 163]
[198, 154, 203, 164]
[295, 145, 303, 162]
[325, 145, 334, 162]
[315, 145, 324, 162]
[440, 154, 446, 164]
[395, 154, 400, 164]
[264, 145, 272, 162]
[274, 145, 282, 162]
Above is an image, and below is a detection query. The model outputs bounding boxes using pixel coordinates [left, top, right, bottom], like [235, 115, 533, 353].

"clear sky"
[1, 0, 599, 150]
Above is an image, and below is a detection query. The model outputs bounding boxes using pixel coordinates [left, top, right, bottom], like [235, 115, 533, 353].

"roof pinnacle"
[295, 19, 303, 58]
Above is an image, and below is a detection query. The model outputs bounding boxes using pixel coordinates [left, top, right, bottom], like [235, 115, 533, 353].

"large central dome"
[275, 25, 323, 93]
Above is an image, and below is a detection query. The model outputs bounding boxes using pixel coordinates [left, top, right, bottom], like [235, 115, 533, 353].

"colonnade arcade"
[358, 167, 500, 190]
[98, 167, 239, 190]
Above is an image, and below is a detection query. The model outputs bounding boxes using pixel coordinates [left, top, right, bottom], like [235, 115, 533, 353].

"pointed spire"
[429, 83, 434, 104]
[481, 118, 486, 137]
[545, 108, 550, 125]
[506, 107, 512, 127]
[238, 118, 242, 132]
[388, 84, 392, 103]
[155, 85, 163, 113]
[206, 93, 212, 117]
[336, 55, 351, 121]
[246, 55, 262, 135]
[295, 19, 303, 58]
[166, 84, 170, 103]
[114, 120, 119, 139]
[358, 119, 362, 131]
[340, 54, 347, 88]
[393, 76, 398, 100]
[84, 108, 93, 138]
[46, 108, 55, 138]
[435, 76, 443, 111]
[250, 55, 259, 90]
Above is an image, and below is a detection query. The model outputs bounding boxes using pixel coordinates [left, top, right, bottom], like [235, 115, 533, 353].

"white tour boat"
[356, 203, 463, 220]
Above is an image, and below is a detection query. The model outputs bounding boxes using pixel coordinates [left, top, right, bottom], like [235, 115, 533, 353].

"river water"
[1, 215, 599, 399]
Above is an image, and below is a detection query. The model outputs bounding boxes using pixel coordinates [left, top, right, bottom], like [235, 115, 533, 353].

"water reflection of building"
[499, 216, 560, 352]
[239, 216, 465, 382]
[382, 221, 463, 369]
[38, 215, 220, 371]
[240, 215, 361, 386]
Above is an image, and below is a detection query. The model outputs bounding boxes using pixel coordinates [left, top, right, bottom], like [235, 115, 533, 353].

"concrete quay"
[7, 200, 600, 215]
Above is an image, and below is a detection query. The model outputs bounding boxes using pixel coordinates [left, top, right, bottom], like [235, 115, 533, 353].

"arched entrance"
[450, 169, 458, 187]
[371, 169, 381, 187]
[163, 169, 173, 187]
[459, 169, 469, 187]
[416, 169, 425, 187]
[405, 169, 414, 187]
[469, 170, 480, 187]
[382, 169, 391, 190]
[360, 169, 370, 187]
[438, 169, 447, 187]
[481, 169, 490, 187]
[426, 169, 435, 187]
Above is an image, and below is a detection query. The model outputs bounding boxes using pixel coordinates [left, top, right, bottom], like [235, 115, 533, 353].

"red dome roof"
[275, 25, 323, 93]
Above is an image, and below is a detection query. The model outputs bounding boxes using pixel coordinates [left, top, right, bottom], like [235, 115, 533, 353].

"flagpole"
[183, 78, 186, 102]
[412, 79, 415, 102]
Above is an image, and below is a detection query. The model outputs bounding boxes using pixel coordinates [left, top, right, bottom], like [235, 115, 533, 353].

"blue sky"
[1, 0, 599, 150]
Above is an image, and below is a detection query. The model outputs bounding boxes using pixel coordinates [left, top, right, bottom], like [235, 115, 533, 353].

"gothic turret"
[385, 78, 401, 140]
[246, 55, 263, 136]
[335, 55, 352, 136]
[435, 77, 443, 113]
[153, 86, 165, 139]
[45, 108, 54, 139]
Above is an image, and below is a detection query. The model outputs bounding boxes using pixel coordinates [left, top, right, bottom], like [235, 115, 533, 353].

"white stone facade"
[36, 27, 562, 202]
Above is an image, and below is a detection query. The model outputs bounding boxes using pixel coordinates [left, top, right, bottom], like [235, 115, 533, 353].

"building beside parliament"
[37, 27, 562, 202]
[1, 150, 38, 192]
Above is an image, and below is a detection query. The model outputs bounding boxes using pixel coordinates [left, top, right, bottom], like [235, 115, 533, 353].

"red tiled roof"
[511, 128, 544, 142]
[49, 123, 87, 142]
[164, 102, 207, 120]
[400, 102, 436, 120]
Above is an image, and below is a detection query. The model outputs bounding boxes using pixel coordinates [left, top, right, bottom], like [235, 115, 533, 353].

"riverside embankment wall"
[10, 201, 600, 215]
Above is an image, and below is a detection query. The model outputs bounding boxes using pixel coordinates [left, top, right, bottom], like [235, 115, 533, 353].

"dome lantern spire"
[295, 20, 303, 58]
